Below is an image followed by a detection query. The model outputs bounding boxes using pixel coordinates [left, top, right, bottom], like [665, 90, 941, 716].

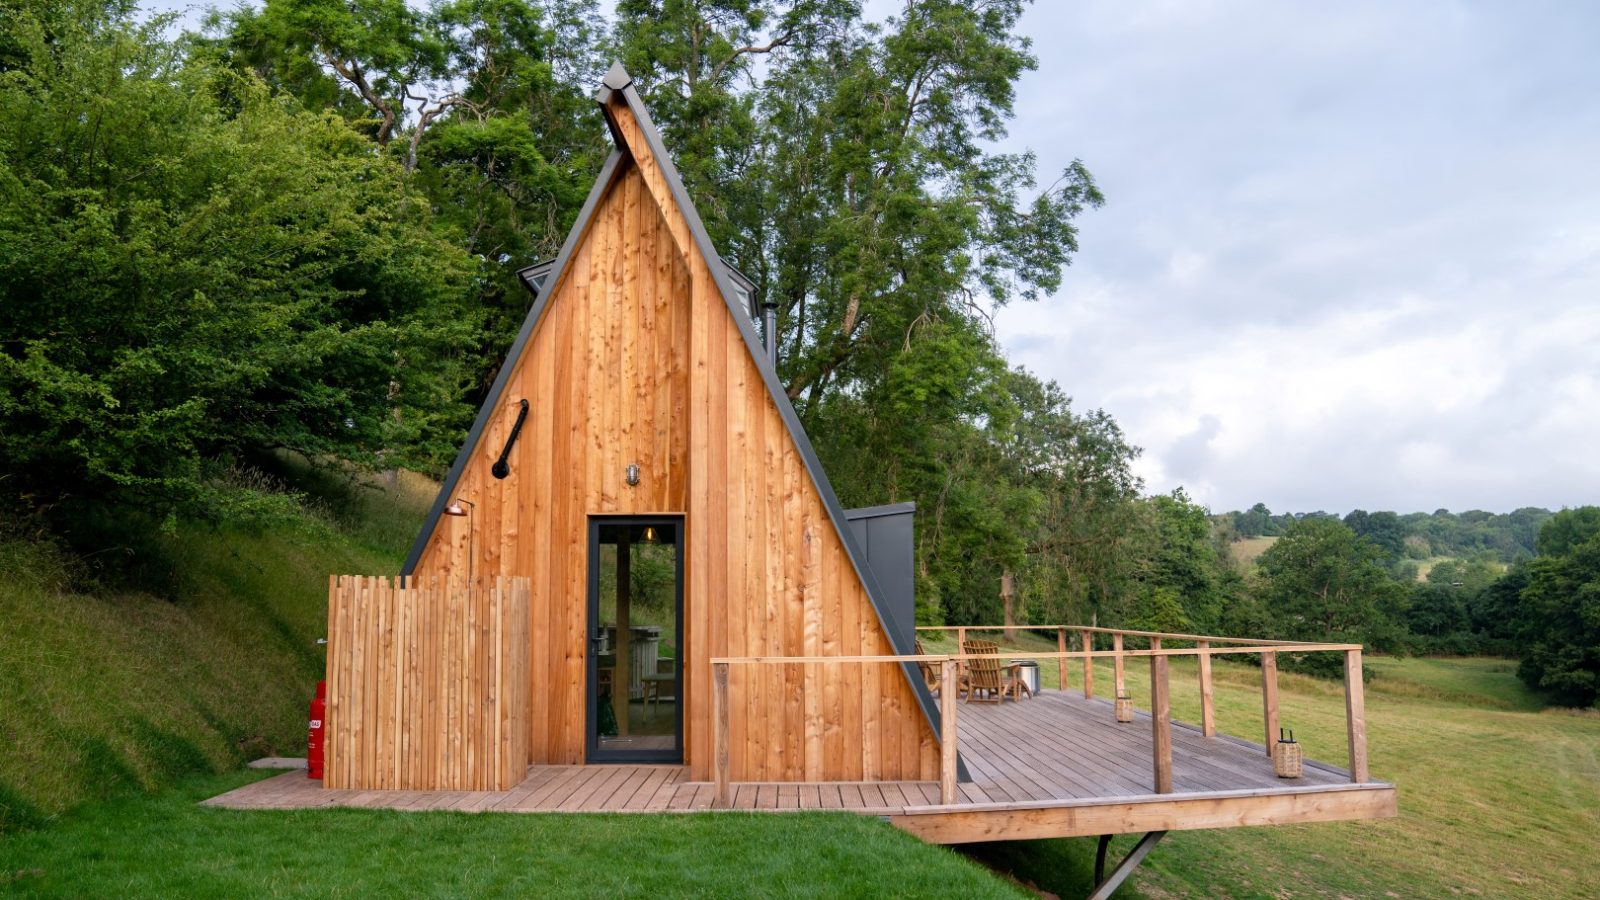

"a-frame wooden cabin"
[390, 63, 941, 784]
[297, 69, 1393, 892]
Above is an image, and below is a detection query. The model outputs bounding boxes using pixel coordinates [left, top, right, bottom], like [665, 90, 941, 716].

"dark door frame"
[585, 515, 685, 764]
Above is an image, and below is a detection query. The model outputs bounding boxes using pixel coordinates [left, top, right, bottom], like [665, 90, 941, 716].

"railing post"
[1344, 649, 1369, 783]
[1150, 636, 1172, 793]
[956, 626, 968, 687]
[1112, 632, 1126, 700]
[940, 658, 959, 803]
[1082, 631, 1094, 700]
[1261, 650, 1279, 757]
[1197, 640, 1216, 737]
[1057, 627, 1068, 692]
[713, 662, 730, 808]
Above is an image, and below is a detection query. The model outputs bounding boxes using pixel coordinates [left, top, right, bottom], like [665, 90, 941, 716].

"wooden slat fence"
[325, 575, 530, 791]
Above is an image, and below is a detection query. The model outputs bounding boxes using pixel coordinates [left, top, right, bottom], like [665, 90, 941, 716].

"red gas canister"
[307, 680, 326, 780]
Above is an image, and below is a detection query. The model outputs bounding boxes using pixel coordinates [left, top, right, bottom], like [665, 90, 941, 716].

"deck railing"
[708, 625, 1368, 809]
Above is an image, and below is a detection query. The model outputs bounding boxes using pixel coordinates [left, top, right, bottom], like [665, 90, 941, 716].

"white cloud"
[995, 0, 1600, 513]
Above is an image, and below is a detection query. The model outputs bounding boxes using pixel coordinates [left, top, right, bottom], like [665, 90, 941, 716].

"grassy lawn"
[0, 771, 1027, 899]
[925, 630, 1600, 898]
[5, 465, 1595, 897]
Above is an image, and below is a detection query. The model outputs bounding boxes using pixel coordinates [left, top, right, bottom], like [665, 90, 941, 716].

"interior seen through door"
[594, 521, 679, 755]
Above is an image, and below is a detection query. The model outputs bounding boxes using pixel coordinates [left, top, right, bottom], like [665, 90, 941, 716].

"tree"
[1233, 502, 1278, 538]
[1344, 509, 1406, 563]
[1124, 489, 1230, 632]
[1534, 507, 1600, 558]
[1252, 519, 1408, 651]
[208, 0, 608, 392]
[1515, 510, 1600, 706]
[0, 6, 476, 533]
[610, 1, 1111, 626]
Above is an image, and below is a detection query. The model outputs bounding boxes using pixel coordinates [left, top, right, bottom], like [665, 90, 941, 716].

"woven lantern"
[1273, 728, 1303, 778]
[1114, 693, 1133, 723]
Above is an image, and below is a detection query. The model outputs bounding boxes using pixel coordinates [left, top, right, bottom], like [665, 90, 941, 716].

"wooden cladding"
[324, 575, 530, 791]
[404, 93, 940, 782]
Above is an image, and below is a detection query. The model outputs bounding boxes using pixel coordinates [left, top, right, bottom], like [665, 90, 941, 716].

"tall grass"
[0, 462, 436, 831]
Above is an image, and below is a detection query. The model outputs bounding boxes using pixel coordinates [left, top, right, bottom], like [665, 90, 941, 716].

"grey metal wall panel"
[844, 503, 916, 651]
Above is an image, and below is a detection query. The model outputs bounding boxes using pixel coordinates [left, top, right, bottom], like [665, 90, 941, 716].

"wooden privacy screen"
[324, 575, 531, 791]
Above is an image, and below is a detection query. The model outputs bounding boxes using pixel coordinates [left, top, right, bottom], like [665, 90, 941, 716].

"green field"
[3, 471, 1597, 897]
[5, 647, 1593, 898]
[923, 630, 1600, 897]
[1229, 536, 1278, 569]
[0, 772, 1024, 899]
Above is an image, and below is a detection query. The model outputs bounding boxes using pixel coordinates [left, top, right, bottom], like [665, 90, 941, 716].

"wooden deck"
[205, 689, 1394, 842]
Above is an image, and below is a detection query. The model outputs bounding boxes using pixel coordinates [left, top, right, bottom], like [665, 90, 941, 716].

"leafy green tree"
[1344, 509, 1406, 565]
[0, 6, 476, 533]
[1514, 508, 1600, 706]
[1534, 506, 1600, 558]
[1233, 502, 1278, 538]
[1252, 518, 1408, 651]
[611, 1, 1110, 626]
[1471, 563, 1528, 642]
[1124, 489, 1229, 631]
[207, 0, 607, 389]
[1128, 586, 1190, 635]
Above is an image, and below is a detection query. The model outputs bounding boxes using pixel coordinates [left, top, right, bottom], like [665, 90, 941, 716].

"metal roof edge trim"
[842, 501, 918, 520]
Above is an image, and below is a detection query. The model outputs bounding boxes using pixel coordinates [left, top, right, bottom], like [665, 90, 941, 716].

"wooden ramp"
[205, 690, 1394, 843]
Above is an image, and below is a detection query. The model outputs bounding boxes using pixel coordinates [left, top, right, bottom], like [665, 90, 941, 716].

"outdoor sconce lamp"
[625, 463, 640, 486]
[442, 498, 475, 584]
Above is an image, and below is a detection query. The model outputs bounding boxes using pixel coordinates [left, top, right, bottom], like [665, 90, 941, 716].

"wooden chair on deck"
[962, 639, 1025, 703]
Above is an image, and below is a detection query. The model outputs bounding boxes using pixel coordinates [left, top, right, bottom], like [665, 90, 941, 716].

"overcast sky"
[984, 0, 1600, 515]
[144, 0, 1599, 515]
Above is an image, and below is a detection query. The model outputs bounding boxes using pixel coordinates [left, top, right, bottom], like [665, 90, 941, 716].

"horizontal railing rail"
[915, 623, 1339, 647]
[708, 626, 1369, 810]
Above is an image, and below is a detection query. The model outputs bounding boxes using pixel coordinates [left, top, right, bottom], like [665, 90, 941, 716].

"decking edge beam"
[887, 784, 1397, 844]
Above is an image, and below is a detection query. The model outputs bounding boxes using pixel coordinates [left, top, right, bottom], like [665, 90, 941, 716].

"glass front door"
[587, 517, 683, 763]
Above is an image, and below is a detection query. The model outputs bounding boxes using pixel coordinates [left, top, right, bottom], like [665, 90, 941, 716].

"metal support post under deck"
[1090, 831, 1168, 900]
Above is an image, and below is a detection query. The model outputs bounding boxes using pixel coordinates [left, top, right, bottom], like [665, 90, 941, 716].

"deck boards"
[206, 690, 1381, 839]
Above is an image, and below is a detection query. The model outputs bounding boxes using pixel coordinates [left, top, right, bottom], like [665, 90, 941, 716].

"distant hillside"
[0, 462, 433, 831]
[1217, 504, 1550, 565]
[1228, 536, 1277, 569]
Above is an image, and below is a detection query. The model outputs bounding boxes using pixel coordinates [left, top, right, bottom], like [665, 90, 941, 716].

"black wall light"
[492, 399, 529, 479]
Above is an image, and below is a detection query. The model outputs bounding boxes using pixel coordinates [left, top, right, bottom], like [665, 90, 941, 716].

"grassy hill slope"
[0, 465, 436, 831]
